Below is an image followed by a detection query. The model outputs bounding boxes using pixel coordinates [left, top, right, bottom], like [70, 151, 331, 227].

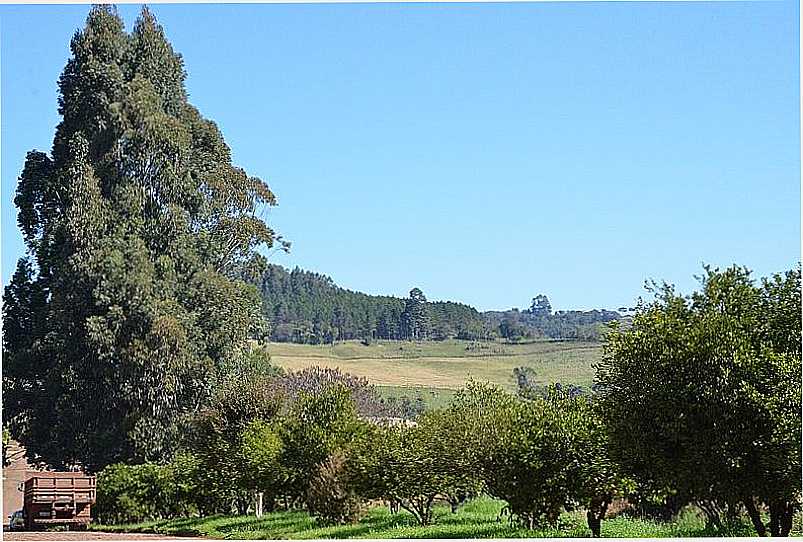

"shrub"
[349, 413, 481, 526]
[306, 452, 363, 525]
[240, 419, 287, 511]
[447, 381, 628, 536]
[95, 462, 181, 524]
[187, 372, 285, 514]
[278, 383, 368, 503]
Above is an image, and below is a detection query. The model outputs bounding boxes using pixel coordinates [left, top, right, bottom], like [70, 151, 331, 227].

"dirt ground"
[3, 532, 200, 541]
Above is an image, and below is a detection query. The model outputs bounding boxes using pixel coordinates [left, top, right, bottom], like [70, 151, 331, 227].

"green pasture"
[266, 339, 601, 391]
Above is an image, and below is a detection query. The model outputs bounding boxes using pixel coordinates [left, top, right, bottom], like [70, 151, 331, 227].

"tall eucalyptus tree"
[3, 6, 282, 470]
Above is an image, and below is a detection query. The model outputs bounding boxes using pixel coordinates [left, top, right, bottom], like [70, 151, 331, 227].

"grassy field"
[374, 385, 457, 410]
[90, 497, 769, 539]
[265, 339, 601, 392]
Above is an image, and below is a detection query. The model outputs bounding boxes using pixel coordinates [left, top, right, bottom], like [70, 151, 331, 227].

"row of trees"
[96, 265, 801, 537]
[96, 377, 619, 536]
[95, 363, 426, 522]
[256, 264, 624, 344]
[253, 264, 492, 343]
[488, 300, 622, 342]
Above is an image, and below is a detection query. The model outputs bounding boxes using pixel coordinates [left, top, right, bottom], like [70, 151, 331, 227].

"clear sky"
[2, 1, 799, 312]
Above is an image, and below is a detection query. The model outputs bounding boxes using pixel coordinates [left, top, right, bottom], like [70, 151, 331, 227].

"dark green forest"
[250, 264, 622, 343]
[250, 264, 492, 343]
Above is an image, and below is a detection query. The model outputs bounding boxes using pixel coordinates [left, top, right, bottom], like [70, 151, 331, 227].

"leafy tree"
[447, 381, 626, 535]
[499, 318, 525, 341]
[240, 419, 287, 511]
[416, 409, 484, 513]
[549, 390, 631, 537]
[529, 294, 552, 317]
[479, 394, 577, 528]
[3, 6, 279, 470]
[278, 384, 367, 504]
[350, 420, 461, 526]
[352, 382, 514, 524]
[596, 265, 802, 536]
[188, 373, 285, 514]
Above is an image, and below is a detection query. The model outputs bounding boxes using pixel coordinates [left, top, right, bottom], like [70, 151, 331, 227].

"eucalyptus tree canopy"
[3, 6, 281, 470]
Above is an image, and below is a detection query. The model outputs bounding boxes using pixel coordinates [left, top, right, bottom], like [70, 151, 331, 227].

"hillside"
[266, 338, 602, 400]
[250, 264, 491, 342]
[248, 264, 622, 343]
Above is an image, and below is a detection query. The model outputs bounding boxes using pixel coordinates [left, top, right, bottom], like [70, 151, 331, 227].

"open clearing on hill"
[266, 339, 601, 391]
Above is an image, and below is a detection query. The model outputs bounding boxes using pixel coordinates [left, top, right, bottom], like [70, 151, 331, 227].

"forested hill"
[248, 265, 623, 344]
[250, 264, 491, 343]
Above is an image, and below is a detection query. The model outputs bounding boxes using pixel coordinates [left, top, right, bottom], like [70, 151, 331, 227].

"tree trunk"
[586, 498, 609, 538]
[587, 510, 602, 538]
[743, 497, 767, 537]
[769, 500, 795, 537]
[697, 500, 724, 532]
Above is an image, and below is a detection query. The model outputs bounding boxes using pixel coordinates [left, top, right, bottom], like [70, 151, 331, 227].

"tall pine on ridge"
[3, 6, 279, 470]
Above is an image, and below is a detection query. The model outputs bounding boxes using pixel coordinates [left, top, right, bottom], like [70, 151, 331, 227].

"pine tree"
[3, 6, 279, 470]
[401, 288, 431, 341]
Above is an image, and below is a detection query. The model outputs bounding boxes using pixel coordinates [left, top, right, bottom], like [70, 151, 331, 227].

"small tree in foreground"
[306, 451, 363, 525]
[448, 381, 628, 536]
[278, 384, 367, 504]
[596, 265, 802, 536]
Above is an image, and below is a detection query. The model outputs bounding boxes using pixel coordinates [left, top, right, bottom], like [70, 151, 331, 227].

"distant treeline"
[485, 307, 622, 342]
[250, 265, 491, 343]
[248, 265, 622, 344]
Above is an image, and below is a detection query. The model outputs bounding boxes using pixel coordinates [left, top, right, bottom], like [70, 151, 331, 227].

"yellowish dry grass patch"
[266, 340, 601, 391]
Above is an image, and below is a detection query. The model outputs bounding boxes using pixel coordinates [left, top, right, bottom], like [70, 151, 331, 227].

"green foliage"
[350, 423, 437, 526]
[188, 373, 285, 514]
[350, 406, 483, 526]
[3, 5, 279, 470]
[596, 265, 802, 536]
[95, 455, 200, 524]
[401, 288, 431, 341]
[241, 419, 287, 508]
[480, 393, 579, 528]
[279, 384, 367, 502]
[445, 382, 627, 535]
[91, 496, 777, 539]
[254, 265, 491, 343]
[487, 306, 620, 341]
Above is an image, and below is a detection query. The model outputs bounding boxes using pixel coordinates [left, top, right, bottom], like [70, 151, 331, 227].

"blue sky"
[2, 2, 799, 312]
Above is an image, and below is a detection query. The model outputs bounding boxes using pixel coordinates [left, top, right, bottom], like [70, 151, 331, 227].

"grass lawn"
[89, 497, 768, 539]
[266, 339, 601, 391]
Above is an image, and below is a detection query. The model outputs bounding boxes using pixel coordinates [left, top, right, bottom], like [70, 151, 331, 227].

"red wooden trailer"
[23, 472, 96, 530]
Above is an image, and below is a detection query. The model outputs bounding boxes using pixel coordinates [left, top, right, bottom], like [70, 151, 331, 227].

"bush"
[350, 414, 480, 526]
[188, 372, 285, 514]
[279, 383, 368, 503]
[95, 460, 193, 524]
[306, 452, 363, 525]
[240, 419, 287, 511]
